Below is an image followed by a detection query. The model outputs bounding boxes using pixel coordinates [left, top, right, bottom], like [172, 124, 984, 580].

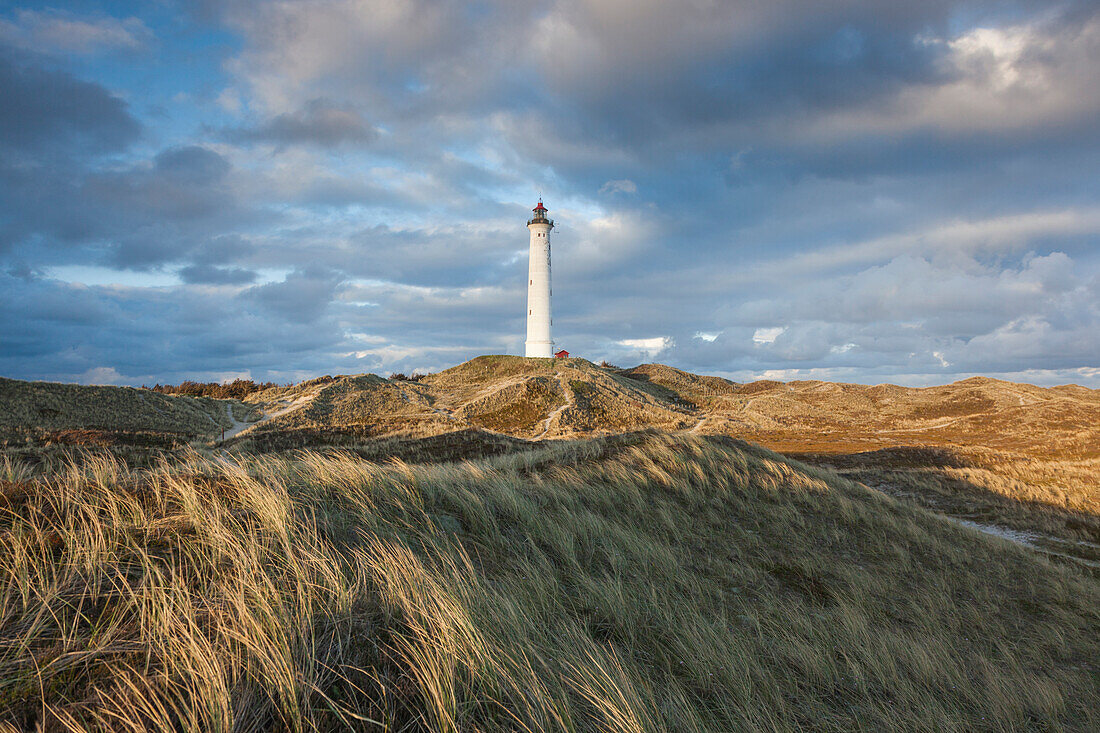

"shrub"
[147, 379, 281, 400]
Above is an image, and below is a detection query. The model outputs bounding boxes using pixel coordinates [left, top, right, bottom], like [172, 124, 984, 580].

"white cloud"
[752, 326, 785, 344]
[217, 88, 243, 115]
[774, 208, 1100, 275]
[599, 179, 637, 194]
[79, 366, 126, 385]
[725, 249, 1099, 375]
[803, 14, 1100, 139]
[694, 331, 720, 342]
[617, 336, 672, 356]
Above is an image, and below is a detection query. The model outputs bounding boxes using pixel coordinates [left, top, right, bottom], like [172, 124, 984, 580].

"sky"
[1, 0, 1099, 388]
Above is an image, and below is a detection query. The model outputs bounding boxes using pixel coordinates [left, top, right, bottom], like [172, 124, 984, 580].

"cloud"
[227, 99, 377, 147]
[0, 54, 141, 156]
[617, 336, 673, 356]
[154, 145, 232, 183]
[762, 208, 1100, 276]
[600, 179, 637, 194]
[0, 138, 252, 269]
[179, 264, 257, 285]
[796, 13, 1100, 140]
[1, 0, 1099, 388]
[752, 327, 784, 344]
[79, 366, 127, 386]
[0, 9, 152, 55]
[243, 269, 344, 324]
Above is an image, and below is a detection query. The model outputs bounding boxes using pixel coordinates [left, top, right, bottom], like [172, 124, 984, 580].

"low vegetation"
[147, 379, 282, 400]
[1, 433, 1097, 731]
[462, 377, 563, 435]
[387, 373, 427, 383]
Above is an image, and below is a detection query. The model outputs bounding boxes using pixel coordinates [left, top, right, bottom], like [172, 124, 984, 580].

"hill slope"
[235, 356, 695, 442]
[0, 376, 237, 441]
[5, 358, 1097, 458]
[694, 375, 1100, 458]
[2, 357, 1097, 563]
[2, 433, 1097, 731]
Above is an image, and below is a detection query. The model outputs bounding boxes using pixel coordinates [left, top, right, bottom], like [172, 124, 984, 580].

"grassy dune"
[0, 377, 234, 439]
[1, 433, 1097, 731]
[798, 447, 1100, 555]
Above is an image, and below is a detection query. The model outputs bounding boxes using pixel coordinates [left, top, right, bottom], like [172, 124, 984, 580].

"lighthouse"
[525, 200, 555, 357]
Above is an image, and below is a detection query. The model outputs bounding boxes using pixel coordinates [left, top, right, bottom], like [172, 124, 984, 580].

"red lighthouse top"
[528, 199, 553, 227]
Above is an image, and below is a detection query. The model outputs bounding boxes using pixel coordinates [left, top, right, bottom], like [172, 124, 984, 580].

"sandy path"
[217, 394, 315, 442]
[868, 480, 1100, 569]
[534, 374, 573, 439]
[219, 402, 251, 441]
[948, 517, 1100, 568]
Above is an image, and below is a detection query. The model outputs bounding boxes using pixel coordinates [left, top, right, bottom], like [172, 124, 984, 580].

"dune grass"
[800, 447, 1100, 553]
[0, 433, 1097, 731]
[0, 377, 232, 437]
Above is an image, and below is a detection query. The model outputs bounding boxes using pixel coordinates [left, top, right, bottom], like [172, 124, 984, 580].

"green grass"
[0, 433, 1097, 731]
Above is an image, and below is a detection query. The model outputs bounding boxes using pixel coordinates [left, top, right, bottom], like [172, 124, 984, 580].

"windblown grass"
[1, 433, 1097, 731]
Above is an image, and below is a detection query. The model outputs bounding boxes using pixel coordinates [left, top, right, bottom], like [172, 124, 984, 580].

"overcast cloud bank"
[1, 0, 1098, 387]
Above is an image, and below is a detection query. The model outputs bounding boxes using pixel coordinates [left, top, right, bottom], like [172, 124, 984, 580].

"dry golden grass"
[4, 358, 1098, 577]
[1, 434, 1097, 731]
[802, 446, 1100, 560]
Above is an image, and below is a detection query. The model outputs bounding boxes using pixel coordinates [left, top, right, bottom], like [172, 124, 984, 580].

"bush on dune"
[148, 379, 282, 400]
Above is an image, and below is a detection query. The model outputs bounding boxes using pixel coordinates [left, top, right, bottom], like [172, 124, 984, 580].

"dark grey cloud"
[154, 145, 231, 182]
[243, 269, 344, 324]
[179, 264, 257, 285]
[1, 135, 254, 269]
[227, 98, 377, 147]
[0, 52, 140, 156]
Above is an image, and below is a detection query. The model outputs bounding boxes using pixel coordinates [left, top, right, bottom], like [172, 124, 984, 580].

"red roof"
[554, 350, 569, 358]
[534, 201, 547, 210]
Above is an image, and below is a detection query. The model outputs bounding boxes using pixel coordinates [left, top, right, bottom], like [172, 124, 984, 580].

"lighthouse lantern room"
[525, 200, 555, 357]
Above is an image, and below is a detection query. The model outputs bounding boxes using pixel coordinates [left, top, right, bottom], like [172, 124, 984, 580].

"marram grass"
[0, 433, 1097, 731]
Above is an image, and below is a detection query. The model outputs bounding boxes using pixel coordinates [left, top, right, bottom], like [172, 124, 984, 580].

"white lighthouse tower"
[525, 200, 554, 358]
